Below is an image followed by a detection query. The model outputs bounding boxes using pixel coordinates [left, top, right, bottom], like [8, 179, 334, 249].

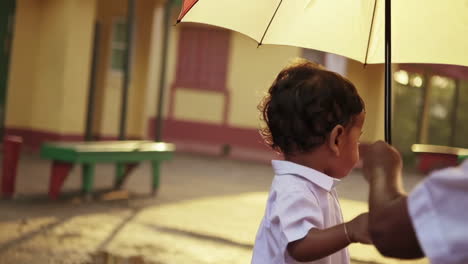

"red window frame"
[174, 25, 230, 92]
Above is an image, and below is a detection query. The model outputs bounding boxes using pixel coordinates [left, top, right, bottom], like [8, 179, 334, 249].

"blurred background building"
[1, 0, 467, 168]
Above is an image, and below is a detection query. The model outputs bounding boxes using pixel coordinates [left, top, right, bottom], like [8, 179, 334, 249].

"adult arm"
[362, 141, 424, 259]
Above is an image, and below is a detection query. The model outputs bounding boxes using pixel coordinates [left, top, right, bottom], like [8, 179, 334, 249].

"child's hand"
[345, 213, 372, 244]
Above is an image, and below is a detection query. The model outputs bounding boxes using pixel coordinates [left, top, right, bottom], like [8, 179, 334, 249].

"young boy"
[251, 59, 371, 264]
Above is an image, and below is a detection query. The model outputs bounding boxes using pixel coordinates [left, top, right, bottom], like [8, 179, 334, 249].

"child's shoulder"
[269, 177, 321, 214]
[272, 174, 317, 197]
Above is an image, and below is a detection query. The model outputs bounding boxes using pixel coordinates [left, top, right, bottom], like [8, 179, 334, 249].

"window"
[110, 19, 128, 72]
[393, 70, 425, 161]
[426, 75, 457, 146]
[393, 67, 468, 163]
[454, 80, 468, 148]
[175, 25, 230, 91]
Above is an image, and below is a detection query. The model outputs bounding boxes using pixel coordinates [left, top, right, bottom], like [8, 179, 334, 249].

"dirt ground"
[0, 152, 428, 264]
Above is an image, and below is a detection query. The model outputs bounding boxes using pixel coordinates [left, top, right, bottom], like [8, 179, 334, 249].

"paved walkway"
[0, 152, 429, 264]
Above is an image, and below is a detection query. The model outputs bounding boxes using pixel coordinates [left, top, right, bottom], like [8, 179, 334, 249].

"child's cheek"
[351, 146, 360, 167]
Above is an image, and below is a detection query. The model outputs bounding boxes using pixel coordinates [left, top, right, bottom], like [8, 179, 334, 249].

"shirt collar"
[272, 160, 340, 191]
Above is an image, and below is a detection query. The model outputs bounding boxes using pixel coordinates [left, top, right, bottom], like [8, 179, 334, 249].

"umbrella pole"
[384, 0, 392, 144]
[119, 0, 136, 141]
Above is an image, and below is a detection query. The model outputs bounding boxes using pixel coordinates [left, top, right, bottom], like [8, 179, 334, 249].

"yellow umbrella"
[177, 0, 468, 143]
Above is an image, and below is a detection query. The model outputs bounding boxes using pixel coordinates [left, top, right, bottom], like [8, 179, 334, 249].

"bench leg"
[82, 164, 95, 195]
[1, 136, 22, 199]
[151, 161, 160, 195]
[114, 163, 138, 189]
[49, 161, 73, 200]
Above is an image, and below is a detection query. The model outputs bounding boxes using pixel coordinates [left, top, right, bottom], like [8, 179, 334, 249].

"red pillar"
[1, 136, 23, 198]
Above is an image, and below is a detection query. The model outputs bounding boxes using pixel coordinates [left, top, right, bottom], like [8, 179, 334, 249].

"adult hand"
[362, 141, 403, 184]
[345, 213, 372, 244]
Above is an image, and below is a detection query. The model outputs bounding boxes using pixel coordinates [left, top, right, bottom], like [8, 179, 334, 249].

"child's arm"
[287, 213, 371, 262]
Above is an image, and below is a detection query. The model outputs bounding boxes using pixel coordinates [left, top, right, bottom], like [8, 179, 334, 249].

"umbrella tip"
[257, 42, 263, 48]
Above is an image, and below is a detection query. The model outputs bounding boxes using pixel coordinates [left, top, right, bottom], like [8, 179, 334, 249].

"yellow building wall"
[6, 0, 96, 135]
[61, 0, 97, 134]
[94, 0, 127, 137]
[92, 0, 119, 136]
[5, 0, 40, 128]
[173, 89, 225, 123]
[346, 60, 385, 142]
[142, 4, 167, 136]
[228, 34, 301, 129]
[31, 0, 68, 132]
[129, 0, 157, 137]
[163, 11, 180, 120]
[95, 0, 157, 138]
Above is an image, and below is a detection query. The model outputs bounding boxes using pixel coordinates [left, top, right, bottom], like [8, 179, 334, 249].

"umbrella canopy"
[178, 0, 468, 66]
[177, 0, 468, 143]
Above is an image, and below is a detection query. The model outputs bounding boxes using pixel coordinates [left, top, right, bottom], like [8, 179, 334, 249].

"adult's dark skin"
[362, 141, 424, 259]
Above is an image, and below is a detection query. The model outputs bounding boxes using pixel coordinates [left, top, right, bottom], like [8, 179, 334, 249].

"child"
[251, 59, 371, 264]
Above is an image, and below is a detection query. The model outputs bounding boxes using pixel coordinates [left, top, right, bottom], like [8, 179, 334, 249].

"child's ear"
[329, 125, 344, 156]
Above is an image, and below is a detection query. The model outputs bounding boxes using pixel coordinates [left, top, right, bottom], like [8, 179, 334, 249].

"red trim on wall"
[4, 128, 83, 151]
[148, 118, 269, 151]
[147, 118, 370, 165]
[3, 128, 142, 151]
[147, 117, 276, 163]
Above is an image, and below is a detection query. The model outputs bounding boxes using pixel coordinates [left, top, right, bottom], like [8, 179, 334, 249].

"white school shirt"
[251, 160, 350, 264]
[408, 159, 468, 264]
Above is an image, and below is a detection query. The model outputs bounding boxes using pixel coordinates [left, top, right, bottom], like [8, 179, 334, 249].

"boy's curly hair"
[259, 59, 364, 155]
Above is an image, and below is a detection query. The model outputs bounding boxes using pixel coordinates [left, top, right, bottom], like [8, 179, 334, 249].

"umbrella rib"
[364, 0, 378, 65]
[258, 0, 284, 46]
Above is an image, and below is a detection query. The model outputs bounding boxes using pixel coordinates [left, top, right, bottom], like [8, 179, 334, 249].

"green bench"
[40, 141, 175, 199]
